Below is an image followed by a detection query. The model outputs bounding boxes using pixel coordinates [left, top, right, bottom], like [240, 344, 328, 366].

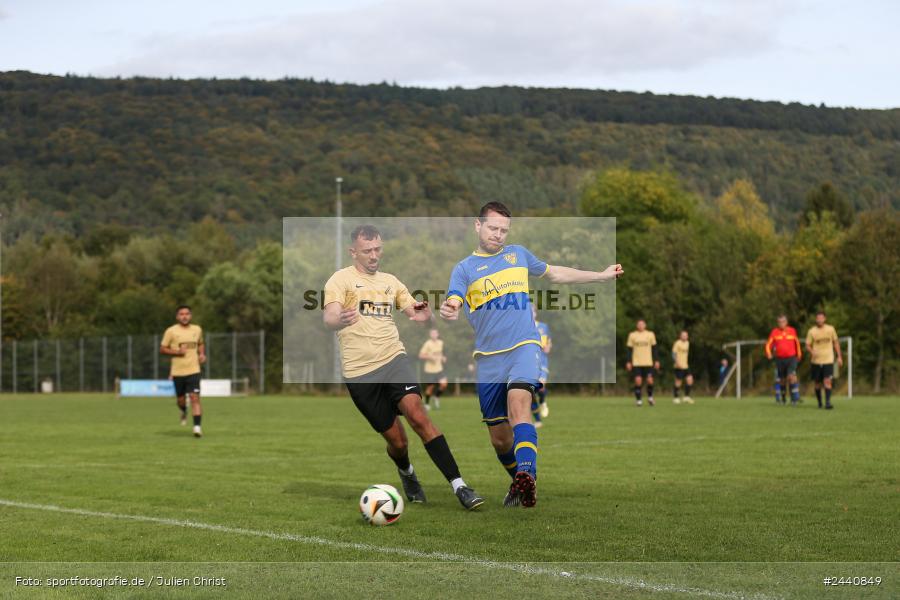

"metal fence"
[0, 331, 265, 394]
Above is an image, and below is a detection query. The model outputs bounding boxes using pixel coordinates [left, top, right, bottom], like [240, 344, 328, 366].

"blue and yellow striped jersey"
[447, 245, 548, 356]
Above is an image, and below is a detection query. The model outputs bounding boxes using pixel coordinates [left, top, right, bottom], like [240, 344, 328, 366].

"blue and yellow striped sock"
[790, 383, 800, 402]
[496, 448, 517, 479]
[774, 381, 782, 402]
[512, 423, 538, 477]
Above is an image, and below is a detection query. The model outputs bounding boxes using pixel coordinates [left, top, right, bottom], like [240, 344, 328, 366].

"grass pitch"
[0, 392, 897, 599]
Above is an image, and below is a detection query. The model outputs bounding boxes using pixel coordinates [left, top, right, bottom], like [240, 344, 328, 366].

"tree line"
[2, 169, 897, 392]
[1, 72, 897, 244]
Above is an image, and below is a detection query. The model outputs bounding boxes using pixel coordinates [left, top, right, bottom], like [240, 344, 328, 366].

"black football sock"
[193, 415, 201, 426]
[424, 435, 461, 483]
[673, 385, 679, 398]
[634, 386, 642, 400]
[177, 401, 186, 416]
[685, 384, 692, 396]
[815, 388, 822, 406]
[647, 384, 654, 397]
[435, 387, 444, 398]
[825, 388, 832, 405]
[388, 448, 411, 472]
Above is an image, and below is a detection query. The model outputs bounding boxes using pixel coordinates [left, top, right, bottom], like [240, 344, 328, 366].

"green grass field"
[0, 392, 897, 599]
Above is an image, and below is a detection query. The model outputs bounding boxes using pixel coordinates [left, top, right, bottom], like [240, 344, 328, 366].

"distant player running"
[671, 330, 694, 404]
[626, 319, 659, 407]
[531, 304, 552, 427]
[765, 314, 802, 406]
[323, 225, 483, 510]
[441, 202, 622, 508]
[805, 311, 842, 410]
[418, 328, 448, 411]
[160, 305, 206, 437]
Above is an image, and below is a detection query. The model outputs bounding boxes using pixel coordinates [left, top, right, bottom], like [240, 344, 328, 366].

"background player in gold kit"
[806, 311, 843, 409]
[671, 330, 694, 404]
[626, 319, 659, 406]
[418, 328, 448, 410]
[160, 306, 206, 437]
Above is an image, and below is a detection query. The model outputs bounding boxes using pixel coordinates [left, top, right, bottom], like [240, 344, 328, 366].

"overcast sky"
[1, 0, 897, 108]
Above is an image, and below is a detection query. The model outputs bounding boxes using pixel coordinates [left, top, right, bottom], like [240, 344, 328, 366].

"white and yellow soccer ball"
[359, 484, 404, 526]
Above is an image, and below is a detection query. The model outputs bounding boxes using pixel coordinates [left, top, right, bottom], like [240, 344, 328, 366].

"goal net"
[716, 337, 853, 399]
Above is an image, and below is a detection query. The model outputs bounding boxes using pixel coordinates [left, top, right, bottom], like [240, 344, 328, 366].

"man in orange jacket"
[765, 314, 803, 406]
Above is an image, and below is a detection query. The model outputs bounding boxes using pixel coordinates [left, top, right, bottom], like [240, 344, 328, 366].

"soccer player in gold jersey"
[160, 306, 206, 437]
[805, 311, 842, 410]
[671, 330, 694, 404]
[418, 328, 448, 410]
[626, 319, 659, 406]
[323, 225, 483, 510]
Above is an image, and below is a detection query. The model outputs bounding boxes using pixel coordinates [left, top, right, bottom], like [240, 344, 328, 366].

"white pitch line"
[0, 498, 779, 600]
[544, 431, 838, 449]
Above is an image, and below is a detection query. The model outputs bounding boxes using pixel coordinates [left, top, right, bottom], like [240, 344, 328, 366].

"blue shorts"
[475, 343, 542, 426]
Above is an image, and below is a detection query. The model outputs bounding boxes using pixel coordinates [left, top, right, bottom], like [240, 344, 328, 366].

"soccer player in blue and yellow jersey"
[765, 314, 803, 406]
[530, 304, 552, 427]
[440, 202, 623, 508]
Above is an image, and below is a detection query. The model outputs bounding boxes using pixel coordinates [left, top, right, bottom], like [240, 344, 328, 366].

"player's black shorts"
[173, 373, 201, 397]
[774, 357, 798, 379]
[674, 368, 691, 380]
[810, 363, 834, 382]
[345, 354, 421, 433]
[632, 366, 655, 378]
[422, 370, 446, 385]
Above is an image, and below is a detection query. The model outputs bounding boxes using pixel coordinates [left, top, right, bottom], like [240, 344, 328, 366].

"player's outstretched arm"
[160, 345, 185, 356]
[403, 301, 433, 325]
[439, 297, 462, 321]
[323, 301, 359, 330]
[545, 264, 623, 284]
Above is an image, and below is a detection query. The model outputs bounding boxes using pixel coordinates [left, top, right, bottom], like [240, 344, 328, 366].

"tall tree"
[715, 179, 775, 239]
[836, 210, 900, 391]
[802, 182, 854, 228]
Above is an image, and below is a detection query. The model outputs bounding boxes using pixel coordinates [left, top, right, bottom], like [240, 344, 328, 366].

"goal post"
[717, 336, 852, 399]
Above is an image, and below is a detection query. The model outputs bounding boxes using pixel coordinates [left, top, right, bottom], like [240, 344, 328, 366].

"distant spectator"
[718, 358, 730, 388]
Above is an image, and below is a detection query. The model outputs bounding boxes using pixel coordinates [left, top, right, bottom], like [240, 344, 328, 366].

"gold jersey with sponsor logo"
[672, 339, 690, 369]
[806, 324, 839, 365]
[324, 266, 416, 378]
[627, 330, 657, 367]
[161, 324, 204, 377]
[419, 339, 444, 374]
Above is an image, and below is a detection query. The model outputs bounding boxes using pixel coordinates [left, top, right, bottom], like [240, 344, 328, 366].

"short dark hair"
[351, 225, 381, 243]
[478, 202, 511, 220]
[176, 305, 191, 313]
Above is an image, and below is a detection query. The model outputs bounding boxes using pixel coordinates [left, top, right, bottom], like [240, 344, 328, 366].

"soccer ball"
[359, 484, 404, 526]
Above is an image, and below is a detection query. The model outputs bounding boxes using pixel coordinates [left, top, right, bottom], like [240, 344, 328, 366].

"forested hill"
[1, 71, 898, 240]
